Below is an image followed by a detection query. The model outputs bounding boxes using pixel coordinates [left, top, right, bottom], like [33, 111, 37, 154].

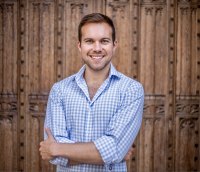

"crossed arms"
[39, 82, 144, 166]
[39, 127, 133, 164]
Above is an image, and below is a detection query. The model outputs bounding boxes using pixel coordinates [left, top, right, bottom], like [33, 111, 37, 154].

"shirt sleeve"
[44, 84, 75, 167]
[93, 83, 144, 164]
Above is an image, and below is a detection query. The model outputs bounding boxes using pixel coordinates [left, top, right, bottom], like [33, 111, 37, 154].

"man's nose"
[93, 42, 102, 52]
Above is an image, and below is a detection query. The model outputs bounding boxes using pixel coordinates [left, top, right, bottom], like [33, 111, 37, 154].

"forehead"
[81, 22, 112, 39]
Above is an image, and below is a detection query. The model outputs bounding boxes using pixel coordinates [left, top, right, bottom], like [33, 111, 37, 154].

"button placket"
[86, 104, 92, 141]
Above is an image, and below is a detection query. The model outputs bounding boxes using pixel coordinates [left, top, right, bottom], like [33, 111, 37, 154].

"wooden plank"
[0, 96, 18, 171]
[106, 0, 132, 78]
[190, 7, 197, 94]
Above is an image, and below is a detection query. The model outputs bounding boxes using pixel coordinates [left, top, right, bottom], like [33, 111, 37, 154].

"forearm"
[51, 142, 104, 164]
[68, 159, 83, 165]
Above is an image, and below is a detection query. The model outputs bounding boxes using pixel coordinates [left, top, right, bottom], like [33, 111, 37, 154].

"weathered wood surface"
[0, 0, 199, 171]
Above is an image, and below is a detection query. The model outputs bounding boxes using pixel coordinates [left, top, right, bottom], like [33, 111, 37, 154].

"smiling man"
[39, 13, 144, 172]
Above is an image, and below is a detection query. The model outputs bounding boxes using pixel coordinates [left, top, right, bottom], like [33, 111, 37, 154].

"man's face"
[78, 22, 117, 72]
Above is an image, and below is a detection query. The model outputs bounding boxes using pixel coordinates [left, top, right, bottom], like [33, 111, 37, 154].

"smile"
[89, 55, 105, 59]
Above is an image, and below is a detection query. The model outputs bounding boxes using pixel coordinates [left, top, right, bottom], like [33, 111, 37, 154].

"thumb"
[45, 126, 53, 138]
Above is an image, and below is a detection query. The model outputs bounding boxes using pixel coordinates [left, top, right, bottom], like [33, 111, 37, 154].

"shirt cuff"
[93, 136, 118, 164]
[50, 157, 69, 167]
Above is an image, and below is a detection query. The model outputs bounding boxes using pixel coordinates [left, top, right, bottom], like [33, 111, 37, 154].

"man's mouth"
[89, 55, 105, 59]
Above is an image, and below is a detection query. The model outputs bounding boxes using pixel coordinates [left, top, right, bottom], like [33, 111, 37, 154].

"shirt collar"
[108, 62, 121, 79]
[75, 62, 121, 83]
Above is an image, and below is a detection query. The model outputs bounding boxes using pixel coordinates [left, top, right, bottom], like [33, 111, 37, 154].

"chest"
[88, 85, 100, 100]
[62, 84, 121, 141]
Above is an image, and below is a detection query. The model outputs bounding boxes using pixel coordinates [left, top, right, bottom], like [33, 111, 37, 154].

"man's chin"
[88, 66, 104, 71]
[86, 63, 110, 72]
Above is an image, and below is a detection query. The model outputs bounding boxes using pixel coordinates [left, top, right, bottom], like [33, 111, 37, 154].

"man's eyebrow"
[83, 37, 111, 41]
[83, 38, 93, 41]
[101, 37, 111, 40]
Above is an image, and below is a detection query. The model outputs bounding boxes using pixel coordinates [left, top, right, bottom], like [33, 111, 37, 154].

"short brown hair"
[78, 13, 116, 44]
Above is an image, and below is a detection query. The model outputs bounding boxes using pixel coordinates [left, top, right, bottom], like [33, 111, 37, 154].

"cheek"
[81, 46, 92, 54]
[104, 47, 114, 54]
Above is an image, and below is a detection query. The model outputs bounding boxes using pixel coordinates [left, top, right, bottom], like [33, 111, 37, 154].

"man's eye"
[102, 40, 109, 43]
[86, 40, 92, 43]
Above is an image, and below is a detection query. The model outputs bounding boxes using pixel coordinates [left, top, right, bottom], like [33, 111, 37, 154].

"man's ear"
[77, 41, 81, 52]
[113, 40, 117, 52]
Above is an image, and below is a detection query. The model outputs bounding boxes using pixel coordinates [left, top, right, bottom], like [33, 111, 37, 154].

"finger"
[128, 147, 133, 152]
[127, 152, 131, 156]
[123, 156, 130, 161]
[127, 147, 131, 152]
[45, 126, 53, 138]
[127, 148, 132, 153]
[123, 154, 131, 161]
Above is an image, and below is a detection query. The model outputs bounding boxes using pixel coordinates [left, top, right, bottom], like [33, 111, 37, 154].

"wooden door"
[0, 0, 199, 171]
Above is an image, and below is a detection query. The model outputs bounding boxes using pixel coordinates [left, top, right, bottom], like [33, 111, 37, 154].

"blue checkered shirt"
[44, 62, 144, 172]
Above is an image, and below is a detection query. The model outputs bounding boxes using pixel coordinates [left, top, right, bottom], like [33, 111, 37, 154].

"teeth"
[91, 56, 103, 59]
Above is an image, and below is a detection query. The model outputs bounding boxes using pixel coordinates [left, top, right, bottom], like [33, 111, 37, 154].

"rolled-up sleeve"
[44, 84, 75, 166]
[93, 83, 144, 164]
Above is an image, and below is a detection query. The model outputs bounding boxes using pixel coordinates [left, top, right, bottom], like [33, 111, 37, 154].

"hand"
[39, 127, 57, 160]
[122, 147, 133, 161]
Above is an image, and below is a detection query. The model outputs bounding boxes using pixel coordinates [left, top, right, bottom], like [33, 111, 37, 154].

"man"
[39, 13, 144, 171]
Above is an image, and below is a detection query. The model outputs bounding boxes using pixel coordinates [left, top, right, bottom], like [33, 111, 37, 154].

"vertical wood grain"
[190, 8, 197, 94]
[0, 114, 17, 171]
[140, 5, 167, 95]
[0, 118, 13, 171]
[154, 118, 165, 171]
[30, 116, 39, 171]
[144, 118, 152, 171]
[106, 0, 132, 78]
[0, 5, 2, 93]
[29, 3, 40, 94]
[0, 1, 18, 171]
[138, 118, 144, 171]
[177, 7, 199, 95]
[175, 2, 200, 171]
[27, 1, 56, 171]
[179, 118, 197, 171]
[41, 3, 55, 94]
[0, 3, 17, 94]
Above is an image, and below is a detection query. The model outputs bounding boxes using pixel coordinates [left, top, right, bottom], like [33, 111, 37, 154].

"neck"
[84, 63, 110, 86]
